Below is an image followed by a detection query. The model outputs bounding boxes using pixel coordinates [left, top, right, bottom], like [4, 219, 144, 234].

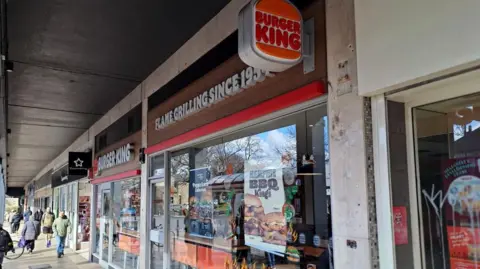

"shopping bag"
[46, 239, 51, 248]
[18, 237, 26, 248]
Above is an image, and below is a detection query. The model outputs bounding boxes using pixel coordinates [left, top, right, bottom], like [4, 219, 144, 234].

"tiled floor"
[3, 225, 101, 269]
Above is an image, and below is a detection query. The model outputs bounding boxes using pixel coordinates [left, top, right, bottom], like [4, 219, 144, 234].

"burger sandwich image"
[286, 246, 301, 262]
[244, 194, 265, 236]
[260, 212, 287, 245]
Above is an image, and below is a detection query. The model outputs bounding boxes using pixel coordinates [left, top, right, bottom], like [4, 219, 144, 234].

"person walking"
[33, 209, 42, 222]
[33, 209, 42, 238]
[10, 211, 22, 234]
[0, 223, 14, 269]
[23, 207, 33, 222]
[52, 211, 71, 258]
[21, 217, 38, 254]
[7, 210, 15, 232]
[41, 207, 55, 244]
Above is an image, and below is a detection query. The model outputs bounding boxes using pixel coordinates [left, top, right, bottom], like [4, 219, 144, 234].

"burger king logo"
[239, 0, 303, 72]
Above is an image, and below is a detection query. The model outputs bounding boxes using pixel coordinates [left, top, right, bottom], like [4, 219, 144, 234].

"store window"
[167, 106, 332, 269]
[414, 93, 480, 268]
[112, 179, 141, 269]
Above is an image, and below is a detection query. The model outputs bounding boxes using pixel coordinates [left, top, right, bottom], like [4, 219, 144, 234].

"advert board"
[188, 167, 214, 239]
[244, 167, 287, 256]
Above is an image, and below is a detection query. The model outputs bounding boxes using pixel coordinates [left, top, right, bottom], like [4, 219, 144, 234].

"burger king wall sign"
[239, 0, 303, 72]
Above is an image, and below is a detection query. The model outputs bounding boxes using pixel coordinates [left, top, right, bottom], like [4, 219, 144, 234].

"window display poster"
[447, 226, 480, 268]
[441, 158, 480, 268]
[392, 206, 408, 245]
[244, 168, 287, 256]
[443, 158, 480, 223]
[188, 167, 214, 238]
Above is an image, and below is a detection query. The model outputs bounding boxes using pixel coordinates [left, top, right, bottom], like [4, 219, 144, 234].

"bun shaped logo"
[239, 0, 303, 72]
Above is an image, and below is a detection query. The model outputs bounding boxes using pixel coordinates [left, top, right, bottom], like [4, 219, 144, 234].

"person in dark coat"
[21, 218, 39, 254]
[10, 211, 22, 234]
[0, 223, 14, 269]
[33, 209, 43, 222]
[33, 209, 43, 239]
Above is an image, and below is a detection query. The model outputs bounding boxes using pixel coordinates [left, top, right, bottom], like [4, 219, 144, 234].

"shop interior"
[414, 93, 480, 269]
[153, 105, 333, 269]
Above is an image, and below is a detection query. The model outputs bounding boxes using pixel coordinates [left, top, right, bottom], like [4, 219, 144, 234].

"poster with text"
[393, 206, 408, 245]
[443, 158, 480, 224]
[188, 167, 213, 239]
[244, 168, 287, 256]
[447, 226, 480, 267]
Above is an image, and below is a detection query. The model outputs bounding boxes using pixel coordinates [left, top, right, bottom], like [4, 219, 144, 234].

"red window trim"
[146, 81, 325, 155]
[91, 169, 141, 185]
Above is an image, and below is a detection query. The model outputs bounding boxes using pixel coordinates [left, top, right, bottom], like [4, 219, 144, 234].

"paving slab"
[2, 226, 101, 269]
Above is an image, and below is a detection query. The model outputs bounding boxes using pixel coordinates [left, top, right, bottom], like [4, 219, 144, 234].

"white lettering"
[97, 144, 133, 172]
[154, 67, 271, 130]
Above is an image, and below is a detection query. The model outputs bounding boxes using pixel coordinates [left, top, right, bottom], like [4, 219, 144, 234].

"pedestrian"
[10, 210, 22, 234]
[23, 207, 32, 222]
[33, 209, 42, 240]
[21, 217, 38, 254]
[7, 210, 15, 232]
[0, 223, 14, 269]
[41, 207, 55, 244]
[52, 211, 71, 258]
[33, 209, 42, 222]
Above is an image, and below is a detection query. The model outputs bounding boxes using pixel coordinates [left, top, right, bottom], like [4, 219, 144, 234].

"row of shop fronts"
[22, 0, 480, 268]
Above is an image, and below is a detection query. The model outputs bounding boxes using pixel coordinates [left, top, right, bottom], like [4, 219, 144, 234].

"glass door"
[150, 180, 165, 269]
[99, 188, 112, 266]
[413, 93, 480, 269]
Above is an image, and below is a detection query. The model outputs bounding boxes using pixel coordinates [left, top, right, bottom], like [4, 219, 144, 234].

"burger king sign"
[239, 0, 303, 72]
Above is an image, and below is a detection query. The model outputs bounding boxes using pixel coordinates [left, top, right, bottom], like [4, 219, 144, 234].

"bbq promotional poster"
[244, 166, 287, 255]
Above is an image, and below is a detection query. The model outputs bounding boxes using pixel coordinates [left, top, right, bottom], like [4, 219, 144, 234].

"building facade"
[22, 0, 480, 268]
[355, 0, 480, 269]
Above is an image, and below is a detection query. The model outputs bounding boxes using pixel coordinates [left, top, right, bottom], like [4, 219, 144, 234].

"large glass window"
[167, 106, 332, 269]
[151, 180, 165, 269]
[111, 178, 141, 269]
[415, 93, 480, 269]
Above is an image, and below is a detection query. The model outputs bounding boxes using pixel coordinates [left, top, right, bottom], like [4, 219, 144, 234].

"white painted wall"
[355, 0, 480, 96]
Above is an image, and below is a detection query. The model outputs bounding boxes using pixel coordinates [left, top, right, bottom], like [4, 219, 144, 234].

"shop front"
[145, 1, 329, 268]
[52, 165, 88, 250]
[90, 133, 142, 269]
[33, 169, 53, 211]
[370, 70, 480, 269]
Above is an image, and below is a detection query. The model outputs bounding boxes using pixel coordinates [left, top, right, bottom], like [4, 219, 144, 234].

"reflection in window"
[415, 93, 480, 269]
[168, 107, 332, 269]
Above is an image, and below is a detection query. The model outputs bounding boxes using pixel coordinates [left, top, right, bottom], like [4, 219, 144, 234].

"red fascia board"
[146, 81, 325, 154]
[91, 169, 141, 184]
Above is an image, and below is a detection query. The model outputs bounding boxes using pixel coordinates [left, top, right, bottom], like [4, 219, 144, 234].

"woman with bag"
[41, 208, 55, 247]
[21, 217, 38, 254]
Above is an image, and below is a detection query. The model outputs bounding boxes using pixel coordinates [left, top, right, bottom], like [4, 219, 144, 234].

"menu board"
[244, 168, 287, 256]
[188, 167, 214, 239]
[443, 158, 480, 268]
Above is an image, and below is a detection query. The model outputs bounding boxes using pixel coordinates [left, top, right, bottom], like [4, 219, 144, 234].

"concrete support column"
[139, 82, 149, 269]
[326, 0, 378, 268]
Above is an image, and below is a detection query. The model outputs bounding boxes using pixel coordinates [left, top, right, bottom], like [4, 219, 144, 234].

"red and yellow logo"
[254, 0, 302, 61]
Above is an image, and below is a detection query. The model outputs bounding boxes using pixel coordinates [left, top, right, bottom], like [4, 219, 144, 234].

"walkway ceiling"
[6, 0, 230, 187]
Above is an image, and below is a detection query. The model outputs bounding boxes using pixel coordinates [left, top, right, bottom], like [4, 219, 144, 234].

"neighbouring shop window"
[150, 154, 165, 178]
[414, 93, 480, 269]
[167, 106, 332, 269]
[151, 180, 165, 269]
[112, 178, 141, 269]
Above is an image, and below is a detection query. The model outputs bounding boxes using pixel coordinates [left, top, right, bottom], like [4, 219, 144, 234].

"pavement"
[3, 223, 101, 269]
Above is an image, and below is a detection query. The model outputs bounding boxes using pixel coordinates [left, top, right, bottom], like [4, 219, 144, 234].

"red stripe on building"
[146, 81, 325, 154]
[91, 169, 141, 184]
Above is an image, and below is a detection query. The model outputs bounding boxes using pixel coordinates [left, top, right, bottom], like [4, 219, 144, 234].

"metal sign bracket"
[303, 18, 315, 74]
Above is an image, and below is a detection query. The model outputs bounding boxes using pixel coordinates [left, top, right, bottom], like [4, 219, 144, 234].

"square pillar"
[326, 0, 379, 268]
[139, 82, 149, 269]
